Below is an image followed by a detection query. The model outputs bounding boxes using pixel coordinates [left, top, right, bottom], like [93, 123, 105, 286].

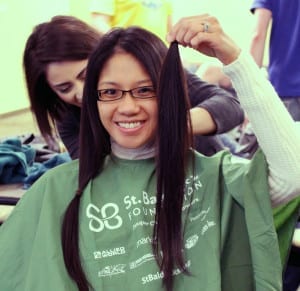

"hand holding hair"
[166, 15, 241, 65]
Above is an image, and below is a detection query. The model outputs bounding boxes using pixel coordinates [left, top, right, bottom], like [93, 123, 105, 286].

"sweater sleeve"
[186, 71, 245, 133]
[56, 108, 80, 160]
[223, 51, 300, 207]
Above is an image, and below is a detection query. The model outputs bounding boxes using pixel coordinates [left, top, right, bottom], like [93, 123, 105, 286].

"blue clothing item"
[282, 97, 300, 121]
[23, 152, 71, 189]
[0, 138, 35, 184]
[283, 265, 300, 291]
[0, 138, 71, 186]
[251, 0, 300, 97]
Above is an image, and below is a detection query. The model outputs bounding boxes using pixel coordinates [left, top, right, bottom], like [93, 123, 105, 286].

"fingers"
[166, 14, 241, 65]
[166, 14, 216, 44]
[166, 14, 219, 57]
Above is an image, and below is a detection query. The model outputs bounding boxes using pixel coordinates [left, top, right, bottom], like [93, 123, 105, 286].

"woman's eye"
[136, 86, 155, 96]
[104, 89, 118, 96]
[139, 87, 150, 93]
[58, 86, 72, 94]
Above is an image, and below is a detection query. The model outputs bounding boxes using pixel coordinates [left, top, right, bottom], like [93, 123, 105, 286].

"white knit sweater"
[223, 51, 300, 207]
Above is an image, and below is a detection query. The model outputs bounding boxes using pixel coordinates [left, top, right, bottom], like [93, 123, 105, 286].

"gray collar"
[111, 139, 156, 160]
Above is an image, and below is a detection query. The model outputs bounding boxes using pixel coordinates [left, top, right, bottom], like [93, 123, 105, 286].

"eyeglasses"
[97, 86, 156, 102]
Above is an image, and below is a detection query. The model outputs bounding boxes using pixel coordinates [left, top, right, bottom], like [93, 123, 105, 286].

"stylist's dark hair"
[23, 15, 101, 147]
[61, 27, 192, 291]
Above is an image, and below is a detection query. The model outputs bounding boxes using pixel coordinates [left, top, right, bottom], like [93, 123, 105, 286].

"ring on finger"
[202, 22, 210, 33]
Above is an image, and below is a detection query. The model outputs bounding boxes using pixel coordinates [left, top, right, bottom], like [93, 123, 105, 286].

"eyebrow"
[98, 79, 152, 87]
[77, 67, 87, 79]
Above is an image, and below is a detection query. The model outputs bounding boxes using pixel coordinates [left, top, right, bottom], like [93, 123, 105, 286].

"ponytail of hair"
[61, 191, 90, 291]
[154, 41, 192, 291]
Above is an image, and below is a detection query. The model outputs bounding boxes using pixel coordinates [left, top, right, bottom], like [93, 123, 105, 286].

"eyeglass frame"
[97, 86, 156, 102]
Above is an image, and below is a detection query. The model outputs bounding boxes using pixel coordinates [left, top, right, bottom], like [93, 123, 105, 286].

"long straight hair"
[154, 41, 192, 290]
[61, 27, 192, 291]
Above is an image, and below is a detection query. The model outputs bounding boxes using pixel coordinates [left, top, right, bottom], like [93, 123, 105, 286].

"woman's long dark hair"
[23, 15, 101, 147]
[61, 27, 192, 291]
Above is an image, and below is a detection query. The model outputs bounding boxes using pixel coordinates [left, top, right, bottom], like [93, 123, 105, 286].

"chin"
[116, 138, 147, 149]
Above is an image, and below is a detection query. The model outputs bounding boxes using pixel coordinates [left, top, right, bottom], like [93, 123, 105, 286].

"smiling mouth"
[117, 121, 143, 129]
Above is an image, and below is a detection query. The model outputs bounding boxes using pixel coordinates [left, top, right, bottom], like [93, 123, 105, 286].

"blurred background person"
[250, 0, 300, 121]
[89, 0, 172, 42]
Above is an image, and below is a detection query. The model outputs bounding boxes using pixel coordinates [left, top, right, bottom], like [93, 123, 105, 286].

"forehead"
[46, 60, 88, 84]
[98, 52, 150, 86]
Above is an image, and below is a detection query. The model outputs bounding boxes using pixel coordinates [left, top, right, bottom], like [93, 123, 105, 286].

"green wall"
[0, 0, 69, 114]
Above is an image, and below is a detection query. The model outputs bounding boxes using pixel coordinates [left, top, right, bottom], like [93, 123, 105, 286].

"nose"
[117, 92, 140, 114]
[74, 81, 84, 103]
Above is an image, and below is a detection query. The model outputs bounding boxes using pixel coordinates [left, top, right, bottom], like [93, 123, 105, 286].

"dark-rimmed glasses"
[97, 86, 156, 102]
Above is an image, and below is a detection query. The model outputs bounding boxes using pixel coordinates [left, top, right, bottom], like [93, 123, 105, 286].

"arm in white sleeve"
[223, 51, 300, 207]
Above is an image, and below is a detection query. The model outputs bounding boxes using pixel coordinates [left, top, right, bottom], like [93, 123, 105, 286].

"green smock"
[0, 150, 288, 290]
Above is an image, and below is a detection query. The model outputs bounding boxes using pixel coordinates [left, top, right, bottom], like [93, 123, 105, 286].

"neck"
[111, 139, 156, 160]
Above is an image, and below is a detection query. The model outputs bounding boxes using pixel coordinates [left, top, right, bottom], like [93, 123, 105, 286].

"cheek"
[55, 91, 72, 104]
[97, 104, 110, 129]
[149, 102, 158, 126]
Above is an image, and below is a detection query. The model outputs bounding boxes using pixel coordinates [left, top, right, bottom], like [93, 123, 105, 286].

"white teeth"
[118, 122, 141, 129]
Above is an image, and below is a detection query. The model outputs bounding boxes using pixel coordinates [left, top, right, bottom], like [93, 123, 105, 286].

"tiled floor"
[0, 108, 39, 139]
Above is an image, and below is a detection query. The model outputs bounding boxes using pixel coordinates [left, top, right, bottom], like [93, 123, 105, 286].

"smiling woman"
[1, 15, 300, 291]
[97, 52, 158, 149]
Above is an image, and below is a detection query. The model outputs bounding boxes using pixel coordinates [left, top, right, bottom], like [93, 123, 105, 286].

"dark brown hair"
[61, 26, 192, 291]
[23, 15, 101, 148]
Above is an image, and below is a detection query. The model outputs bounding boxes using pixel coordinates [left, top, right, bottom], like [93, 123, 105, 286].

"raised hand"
[166, 15, 241, 65]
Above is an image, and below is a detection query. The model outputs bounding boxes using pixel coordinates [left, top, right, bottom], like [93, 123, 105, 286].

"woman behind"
[23, 15, 101, 156]
[23, 15, 244, 159]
